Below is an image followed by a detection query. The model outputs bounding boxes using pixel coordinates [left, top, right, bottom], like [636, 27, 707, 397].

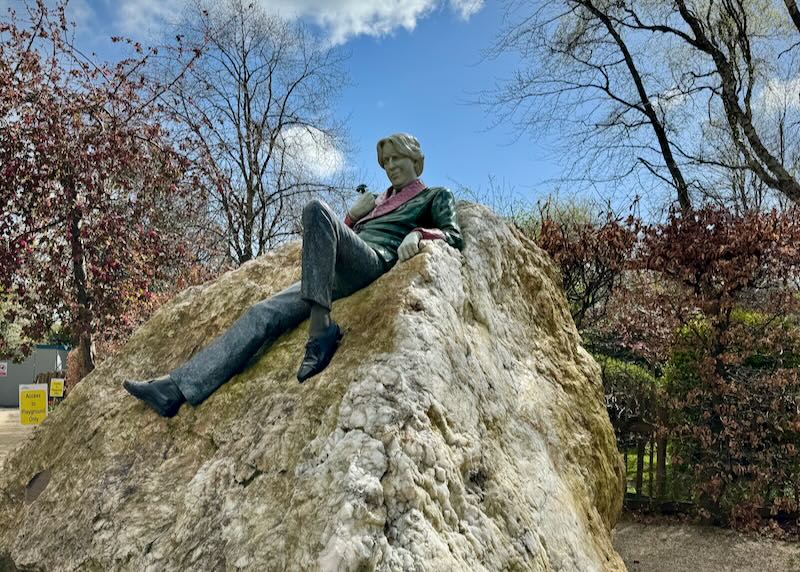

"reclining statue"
[123, 133, 464, 417]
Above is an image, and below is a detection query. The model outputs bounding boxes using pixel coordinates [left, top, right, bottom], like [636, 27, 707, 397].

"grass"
[621, 443, 691, 502]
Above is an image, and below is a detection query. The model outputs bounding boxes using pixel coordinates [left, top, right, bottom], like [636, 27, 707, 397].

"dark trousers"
[172, 199, 389, 405]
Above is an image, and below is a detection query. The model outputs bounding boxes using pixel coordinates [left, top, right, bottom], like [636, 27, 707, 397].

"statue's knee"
[302, 198, 326, 221]
[244, 300, 271, 323]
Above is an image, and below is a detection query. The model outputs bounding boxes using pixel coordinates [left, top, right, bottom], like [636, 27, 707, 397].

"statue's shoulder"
[422, 185, 453, 197]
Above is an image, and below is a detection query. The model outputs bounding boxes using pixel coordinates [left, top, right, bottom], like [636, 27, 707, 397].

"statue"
[123, 133, 464, 417]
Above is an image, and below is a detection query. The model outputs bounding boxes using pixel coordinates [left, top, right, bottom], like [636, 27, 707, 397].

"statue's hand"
[398, 231, 422, 262]
[348, 192, 376, 221]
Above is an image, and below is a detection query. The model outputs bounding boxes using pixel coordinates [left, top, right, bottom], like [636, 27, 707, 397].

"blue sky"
[3, 0, 561, 209]
[333, 3, 558, 203]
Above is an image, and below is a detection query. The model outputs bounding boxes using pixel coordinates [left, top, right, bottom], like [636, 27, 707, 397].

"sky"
[2, 0, 561, 209]
[323, 1, 558, 201]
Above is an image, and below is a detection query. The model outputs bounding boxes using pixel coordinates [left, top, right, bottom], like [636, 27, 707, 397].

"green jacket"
[353, 186, 464, 266]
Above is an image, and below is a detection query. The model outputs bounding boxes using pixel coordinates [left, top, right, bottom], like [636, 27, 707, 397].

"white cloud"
[449, 0, 483, 20]
[761, 76, 800, 111]
[298, 0, 438, 45]
[279, 126, 345, 180]
[652, 87, 689, 113]
[113, 0, 484, 44]
[117, 0, 184, 37]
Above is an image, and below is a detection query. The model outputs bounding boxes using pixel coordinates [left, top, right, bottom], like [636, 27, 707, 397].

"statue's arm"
[413, 188, 464, 250]
[345, 191, 377, 228]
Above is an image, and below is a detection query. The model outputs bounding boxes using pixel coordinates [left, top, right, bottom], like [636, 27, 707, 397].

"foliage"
[536, 199, 800, 531]
[595, 354, 659, 440]
[640, 207, 800, 528]
[531, 199, 638, 329]
[665, 349, 800, 529]
[0, 1, 202, 369]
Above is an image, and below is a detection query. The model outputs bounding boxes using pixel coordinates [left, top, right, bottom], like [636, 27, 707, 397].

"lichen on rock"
[0, 202, 625, 571]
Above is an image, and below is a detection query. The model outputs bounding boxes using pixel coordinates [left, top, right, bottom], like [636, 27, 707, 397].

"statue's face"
[381, 141, 417, 189]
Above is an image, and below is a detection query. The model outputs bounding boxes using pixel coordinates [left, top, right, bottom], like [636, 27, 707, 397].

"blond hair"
[376, 133, 424, 176]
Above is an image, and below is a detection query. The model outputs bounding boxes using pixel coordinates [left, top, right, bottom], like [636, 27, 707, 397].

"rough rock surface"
[0, 202, 625, 571]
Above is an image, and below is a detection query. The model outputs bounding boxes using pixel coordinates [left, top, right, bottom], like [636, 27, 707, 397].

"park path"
[613, 514, 800, 572]
[0, 407, 34, 465]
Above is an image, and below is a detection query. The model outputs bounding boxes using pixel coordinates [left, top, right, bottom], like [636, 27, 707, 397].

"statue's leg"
[170, 281, 309, 405]
[300, 199, 388, 310]
[170, 199, 387, 404]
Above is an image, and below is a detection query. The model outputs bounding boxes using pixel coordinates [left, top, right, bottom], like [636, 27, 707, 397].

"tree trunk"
[583, 0, 692, 211]
[65, 178, 96, 373]
[786, 1, 800, 33]
[77, 333, 95, 375]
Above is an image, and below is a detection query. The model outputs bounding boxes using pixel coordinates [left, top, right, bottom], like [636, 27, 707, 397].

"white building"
[0, 344, 69, 407]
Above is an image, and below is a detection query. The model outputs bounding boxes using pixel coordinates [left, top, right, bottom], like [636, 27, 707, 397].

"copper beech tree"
[536, 204, 800, 531]
[637, 207, 800, 529]
[0, 1, 201, 371]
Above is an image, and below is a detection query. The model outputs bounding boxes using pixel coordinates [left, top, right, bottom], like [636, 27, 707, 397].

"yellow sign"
[49, 378, 65, 398]
[19, 384, 48, 426]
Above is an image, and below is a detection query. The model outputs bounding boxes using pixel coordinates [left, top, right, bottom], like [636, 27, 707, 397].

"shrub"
[596, 354, 658, 437]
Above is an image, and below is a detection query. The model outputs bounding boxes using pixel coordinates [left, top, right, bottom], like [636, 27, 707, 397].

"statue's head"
[377, 133, 424, 189]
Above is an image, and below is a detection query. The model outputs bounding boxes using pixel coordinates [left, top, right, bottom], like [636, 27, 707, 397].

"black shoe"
[123, 375, 186, 417]
[297, 322, 343, 383]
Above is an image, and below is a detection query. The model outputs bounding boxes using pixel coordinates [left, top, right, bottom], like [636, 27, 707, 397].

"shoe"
[123, 375, 186, 417]
[297, 322, 344, 383]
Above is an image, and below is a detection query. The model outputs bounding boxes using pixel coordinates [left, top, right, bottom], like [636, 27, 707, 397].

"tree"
[638, 207, 800, 527]
[535, 197, 800, 528]
[487, 1, 800, 210]
[1, 1, 200, 371]
[159, 0, 350, 265]
[788, 0, 800, 32]
[529, 197, 638, 329]
[672, 0, 800, 203]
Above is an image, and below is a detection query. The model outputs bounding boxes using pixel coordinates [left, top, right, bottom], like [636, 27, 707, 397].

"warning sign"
[19, 384, 48, 425]
[50, 378, 65, 398]
[0, 362, 6, 377]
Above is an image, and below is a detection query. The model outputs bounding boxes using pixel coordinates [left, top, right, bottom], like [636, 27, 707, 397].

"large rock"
[0, 203, 625, 571]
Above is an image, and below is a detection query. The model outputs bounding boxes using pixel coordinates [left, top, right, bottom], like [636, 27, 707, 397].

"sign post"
[19, 384, 48, 426]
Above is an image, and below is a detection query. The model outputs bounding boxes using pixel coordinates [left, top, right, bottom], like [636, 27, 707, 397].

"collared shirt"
[342, 180, 463, 265]
[345, 179, 445, 240]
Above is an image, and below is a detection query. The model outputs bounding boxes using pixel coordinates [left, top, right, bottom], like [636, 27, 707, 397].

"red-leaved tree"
[637, 207, 800, 528]
[534, 208, 639, 330]
[1, 1, 202, 372]
[535, 199, 800, 531]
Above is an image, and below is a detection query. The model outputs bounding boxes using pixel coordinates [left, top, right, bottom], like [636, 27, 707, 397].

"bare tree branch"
[786, 0, 800, 33]
[158, 0, 350, 264]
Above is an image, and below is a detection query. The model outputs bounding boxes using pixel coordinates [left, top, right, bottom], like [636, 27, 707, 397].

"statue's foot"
[297, 322, 343, 383]
[123, 375, 186, 417]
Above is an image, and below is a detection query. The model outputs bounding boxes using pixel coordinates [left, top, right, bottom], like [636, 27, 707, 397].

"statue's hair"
[376, 133, 424, 176]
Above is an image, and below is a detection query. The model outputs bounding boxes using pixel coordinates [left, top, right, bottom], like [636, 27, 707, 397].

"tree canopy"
[1, 1, 200, 369]
[487, 0, 800, 212]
